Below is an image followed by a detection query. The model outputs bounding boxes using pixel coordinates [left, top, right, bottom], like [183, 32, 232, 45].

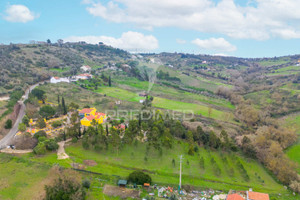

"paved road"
[0, 83, 41, 149]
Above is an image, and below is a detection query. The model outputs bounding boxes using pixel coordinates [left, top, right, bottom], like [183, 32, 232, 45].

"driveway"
[0, 83, 42, 149]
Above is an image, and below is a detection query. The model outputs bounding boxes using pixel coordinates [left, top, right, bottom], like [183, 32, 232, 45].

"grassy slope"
[0, 155, 50, 200]
[244, 90, 272, 107]
[258, 57, 291, 67]
[280, 83, 300, 95]
[114, 77, 234, 109]
[284, 113, 300, 172]
[31, 142, 290, 195]
[152, 97, 233, 121]
[94, 86, 234, 122]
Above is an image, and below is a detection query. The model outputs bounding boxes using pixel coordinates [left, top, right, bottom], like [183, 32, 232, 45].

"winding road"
[0, 83, 41, 149]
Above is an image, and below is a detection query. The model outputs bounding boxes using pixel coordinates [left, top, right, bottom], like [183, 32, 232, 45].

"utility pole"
[179, 155, 183, 192]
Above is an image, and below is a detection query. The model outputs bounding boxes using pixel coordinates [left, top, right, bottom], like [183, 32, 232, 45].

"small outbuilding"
[118, 180, 127, 188]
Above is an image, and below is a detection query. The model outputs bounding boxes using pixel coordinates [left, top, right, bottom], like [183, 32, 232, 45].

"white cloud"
[176, 39, 186, 44]
[192, 38, 237, 52]
[4, 5, 38, 23]
[64, 31, 159, 52]
[83, 0, 300, 40]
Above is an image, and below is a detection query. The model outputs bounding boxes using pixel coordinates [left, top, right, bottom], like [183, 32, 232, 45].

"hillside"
[1, 43, 300, 199]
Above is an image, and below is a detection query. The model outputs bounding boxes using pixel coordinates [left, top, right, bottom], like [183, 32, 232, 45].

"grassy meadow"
[0, 155, 50, 200]
[20, 141, 298, 199]
[284, 113, 300, 172]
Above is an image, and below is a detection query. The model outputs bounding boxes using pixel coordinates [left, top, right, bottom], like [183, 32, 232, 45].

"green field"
[284, 113, 300, 172]
[49, 67, 70, 73]
[95, 87, 144, 102]
[286, 142, 300, 173]
[152, 97, 233, 121]
[258, 58, 291, 67]
[267, 71, 298, 76]
[280, 83, 300, 95]
[114, 77, 234, 110]
[0, 155, 50, 200]
[244, 90, 272, 107]
[30, 141, 298, 199]
[275, 65, 300, 73]
[37, 83, 142, 113]
[1, 141, 299, 199]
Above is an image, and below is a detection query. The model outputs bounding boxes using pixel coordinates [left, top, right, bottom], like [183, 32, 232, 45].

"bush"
[45, 139, 59, 151]
[18, 123, 26, 132]
[22, 115, 30, 126]
[34, 130, 47, 139]
[72, 137, 78, 143]
[82, 179, 91, 189]
[33, 143, 46, 155]
[37, 118, 46, 128]
[51, 120, 62, 128]
[128, 170, 152, 185]
[39, 105, 56, 119]
[45, 177, 86, 200]
[5, 119, 12, 129]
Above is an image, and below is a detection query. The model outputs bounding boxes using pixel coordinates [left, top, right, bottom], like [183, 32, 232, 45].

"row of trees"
[77, 109, 233, 157]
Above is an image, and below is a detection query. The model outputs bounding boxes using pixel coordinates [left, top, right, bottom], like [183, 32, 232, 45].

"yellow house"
[79, 108, 97, 118]
[79, 108, 106, 126]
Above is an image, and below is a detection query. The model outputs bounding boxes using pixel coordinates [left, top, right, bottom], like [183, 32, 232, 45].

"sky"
[0, 0, 300, 58]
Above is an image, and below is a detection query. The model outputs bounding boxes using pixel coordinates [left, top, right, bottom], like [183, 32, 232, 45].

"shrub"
[45, 139, 59, 151]
[5, 119, 12, 129]
[82, 179, 91, 189]
[22, 115, 30, 126]
[18, 123, 26, 132]
[45, 177, 86, 200]
[37, 118, 46, 128]
[128, 170, 152, 185]
[51, 120, 62, 128]
[72, 137, 78, 143]
[39, 105, 56, 119]
[34, 130, 47, 139]
[33, 143, 46, 155]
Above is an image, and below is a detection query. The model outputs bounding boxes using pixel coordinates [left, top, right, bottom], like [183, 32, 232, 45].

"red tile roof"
[227, 194, 245, 200]
[85, 115, 95, 121]
[95, 112, 106, 116]
[79, 108, 93, 114]
[248, 192, 269, 200]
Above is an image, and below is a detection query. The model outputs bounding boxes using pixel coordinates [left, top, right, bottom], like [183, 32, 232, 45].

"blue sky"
[1, 0, 300, 58]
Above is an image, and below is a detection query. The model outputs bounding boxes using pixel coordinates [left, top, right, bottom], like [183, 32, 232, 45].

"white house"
[80, 65, 91, 72]
[50, 77, 70, 84]
[76, 73, 93, 80]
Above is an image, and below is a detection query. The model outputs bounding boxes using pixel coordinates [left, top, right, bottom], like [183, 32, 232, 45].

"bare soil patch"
[103, 184, 140, 199]
[83, 160, 97, 166]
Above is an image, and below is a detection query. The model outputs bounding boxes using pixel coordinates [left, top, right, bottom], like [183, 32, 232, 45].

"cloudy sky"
[0, 0, 300, 57]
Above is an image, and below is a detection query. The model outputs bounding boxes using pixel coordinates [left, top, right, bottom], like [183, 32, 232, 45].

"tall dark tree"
[57, 95, 60, 104]
[106, 124, 109, 136]
[62, 97, 67, 115]
[108, 76, 111, 87]
[63, 130, 66, 141]
[78, 126, 82, 138]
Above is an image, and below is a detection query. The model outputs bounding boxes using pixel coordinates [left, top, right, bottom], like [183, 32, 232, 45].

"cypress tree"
[78, 126, 81, 138]
[106, 124, 109, 136]
[62, 97, 67, 115]
[63, 130, 66, 141]
[57, 95, 60, 104]
[108, 76, 111, 87]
